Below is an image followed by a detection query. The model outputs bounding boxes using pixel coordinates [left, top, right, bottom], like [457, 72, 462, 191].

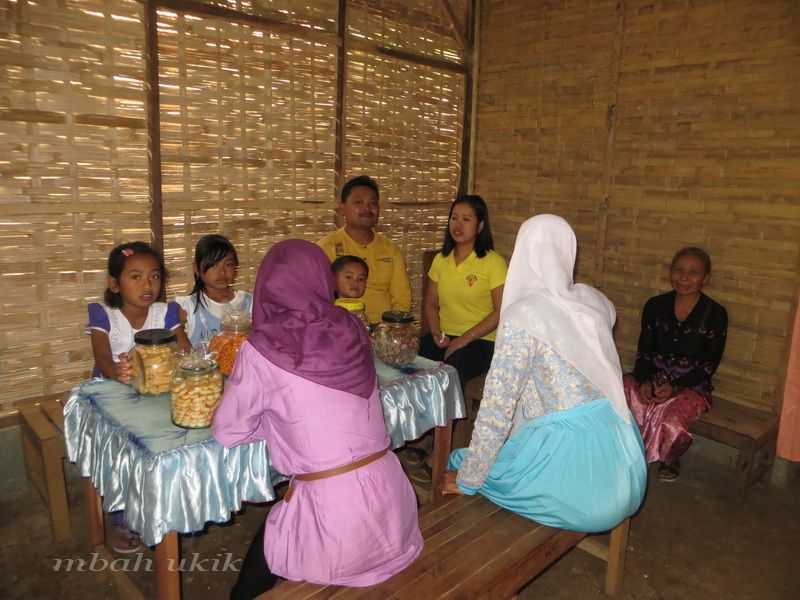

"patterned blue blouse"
[457, 320, 605, 489]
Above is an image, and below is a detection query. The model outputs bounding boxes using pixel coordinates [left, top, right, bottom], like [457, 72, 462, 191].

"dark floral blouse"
[632, 291, 728, 395]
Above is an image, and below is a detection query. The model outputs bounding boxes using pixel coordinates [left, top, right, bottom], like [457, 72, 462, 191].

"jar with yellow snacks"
[208, 312, 252, 376]
[170, 356, 223, 429]
[129, 329, 179, 395]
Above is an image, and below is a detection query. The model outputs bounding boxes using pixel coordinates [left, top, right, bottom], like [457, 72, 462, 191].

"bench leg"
[41, 437, 71, 541]
[605, 517, 630, 596]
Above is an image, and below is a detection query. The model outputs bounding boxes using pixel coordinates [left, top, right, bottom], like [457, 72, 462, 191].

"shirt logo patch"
[379, 257, 393, 263]
[334, 242, 345, 256]
[466, 274, 477, 287]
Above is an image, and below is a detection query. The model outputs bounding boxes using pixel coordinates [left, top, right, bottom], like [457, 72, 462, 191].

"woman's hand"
[439, 470, 464, 496]
[444, 334, 471, 359]
[638, 381, 655, 404]
[115, 352, 132, 383]
[653, 382, 675, 402]
[433, 331, 451, 349]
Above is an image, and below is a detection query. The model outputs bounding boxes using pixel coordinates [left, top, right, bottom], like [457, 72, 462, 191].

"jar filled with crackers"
[208, 308, 252, 376]
[372, 311, 419, 367]
[170, 354, 223, 429]
[129, 328, 180, 395]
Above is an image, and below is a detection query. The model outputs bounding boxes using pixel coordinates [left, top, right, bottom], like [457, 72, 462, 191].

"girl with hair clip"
[441, 215, 646, 533]
[85, 241, 191, 552]
[176, 234, 253, 346]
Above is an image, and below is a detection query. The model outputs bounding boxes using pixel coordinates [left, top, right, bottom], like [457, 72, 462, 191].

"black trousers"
[418, 332, 495, 390]
[230, 520, 279, 600]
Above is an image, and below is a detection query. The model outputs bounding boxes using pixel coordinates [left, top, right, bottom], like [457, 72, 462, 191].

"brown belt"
[283, 448, 388, 503]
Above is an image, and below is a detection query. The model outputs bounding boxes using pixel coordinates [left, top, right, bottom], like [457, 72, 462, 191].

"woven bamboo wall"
[473, 0, 800, 412]
[0, 0, 466, 410]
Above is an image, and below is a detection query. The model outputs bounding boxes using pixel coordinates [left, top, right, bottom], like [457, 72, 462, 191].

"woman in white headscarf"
[440, 215, 647, 532]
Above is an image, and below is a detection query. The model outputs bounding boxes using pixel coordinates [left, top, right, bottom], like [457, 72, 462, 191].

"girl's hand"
[115, 352, 132, 383]
[433, 331, 450, 349]
[439, 470, 464, 496]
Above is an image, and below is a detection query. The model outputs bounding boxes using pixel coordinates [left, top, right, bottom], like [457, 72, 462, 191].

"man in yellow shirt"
[317, 176, 412, 324]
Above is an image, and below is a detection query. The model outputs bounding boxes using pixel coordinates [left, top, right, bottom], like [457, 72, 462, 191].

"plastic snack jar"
[129, 328, 179, 395]
[208, 317, 252, 377]
[170, 356, 223, 428]
[372, 311, 419, 367]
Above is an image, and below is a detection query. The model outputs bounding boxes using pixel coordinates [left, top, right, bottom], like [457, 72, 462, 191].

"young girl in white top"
[85, 241, 191, 552]
[176, 234, 253, 346]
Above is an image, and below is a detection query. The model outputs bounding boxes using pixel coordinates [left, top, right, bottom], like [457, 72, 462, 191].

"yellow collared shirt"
[428, 250, 507, 341]
[318, 228, 412, 324]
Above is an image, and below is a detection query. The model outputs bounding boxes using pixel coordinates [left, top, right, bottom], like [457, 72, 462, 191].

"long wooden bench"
[19, 396, 72, 541]
[258, 493, 631, 599]
[688, 397, 779, 496]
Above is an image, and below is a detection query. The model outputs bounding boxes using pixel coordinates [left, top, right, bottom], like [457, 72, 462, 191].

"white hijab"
[500, 214, 630, 423]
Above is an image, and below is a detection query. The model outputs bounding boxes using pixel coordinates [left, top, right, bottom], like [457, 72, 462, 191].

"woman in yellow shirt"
[421, 195, 507, 393]
[407, 195, 506, 484]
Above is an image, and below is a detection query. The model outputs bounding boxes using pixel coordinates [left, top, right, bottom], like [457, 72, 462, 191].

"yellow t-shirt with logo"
[317, 228, 412, 324]
[428, 250, 507, 342]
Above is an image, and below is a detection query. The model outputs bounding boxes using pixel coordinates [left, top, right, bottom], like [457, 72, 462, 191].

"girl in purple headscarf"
[213, 240, 422, 598]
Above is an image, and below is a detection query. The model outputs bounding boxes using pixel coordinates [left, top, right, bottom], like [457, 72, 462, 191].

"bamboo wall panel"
[0, 0, 468, 410]
[1, 0, 149, 403]
[344, 49, 464, 203]
[473, 0, 617, 281]
[474, 0, 800, 411]
[156, 9, 339, 295]
[348, 0, 464, 62]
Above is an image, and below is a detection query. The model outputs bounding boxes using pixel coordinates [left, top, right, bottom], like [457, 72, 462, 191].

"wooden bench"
[688, 397, 779, 496]
[19, 396, 72, 541]
[258, 493, 630, 599]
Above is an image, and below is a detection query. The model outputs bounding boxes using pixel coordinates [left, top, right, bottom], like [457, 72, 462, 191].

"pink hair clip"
[121, 248, 135, 257]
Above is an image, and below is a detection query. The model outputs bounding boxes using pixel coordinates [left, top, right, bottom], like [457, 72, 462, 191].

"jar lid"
[178, 352, 217, 373]
[335, 298, 366, 311]
[381, 310, 414, 324]
[134, 328, 177, 345]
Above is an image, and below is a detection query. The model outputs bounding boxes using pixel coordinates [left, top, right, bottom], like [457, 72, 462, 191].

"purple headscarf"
[248, 239, 377, 399]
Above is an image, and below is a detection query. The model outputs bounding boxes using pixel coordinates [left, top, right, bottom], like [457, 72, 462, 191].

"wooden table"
[65, 356, 465, 600]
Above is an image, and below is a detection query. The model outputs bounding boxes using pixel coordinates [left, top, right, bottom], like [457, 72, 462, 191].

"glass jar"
[170, 357, 223, 429]
[208, 314, 252, 377]
[129, 328, 179, 395]
[372, 311, 419, 367]
[334, 298, 369, 330]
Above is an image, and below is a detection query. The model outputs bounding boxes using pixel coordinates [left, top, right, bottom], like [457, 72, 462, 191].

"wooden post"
[334, 0, 347, 210]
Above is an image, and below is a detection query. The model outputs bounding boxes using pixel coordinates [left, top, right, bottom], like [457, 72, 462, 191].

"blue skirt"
[448, 399, 647, 533]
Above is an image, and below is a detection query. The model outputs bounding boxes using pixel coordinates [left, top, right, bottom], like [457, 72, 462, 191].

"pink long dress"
[213, 342, 423, 586]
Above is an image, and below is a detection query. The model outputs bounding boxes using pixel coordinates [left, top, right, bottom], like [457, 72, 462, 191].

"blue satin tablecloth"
[64, 355, 464, 546]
